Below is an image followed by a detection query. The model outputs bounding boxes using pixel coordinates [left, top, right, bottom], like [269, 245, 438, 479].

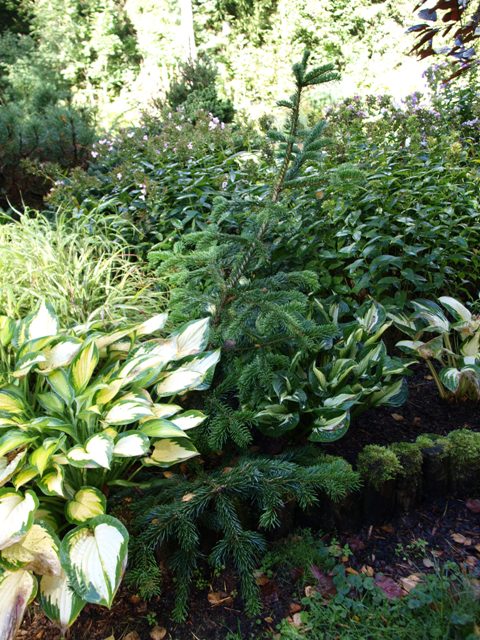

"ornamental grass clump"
[0, 301, 219, 639]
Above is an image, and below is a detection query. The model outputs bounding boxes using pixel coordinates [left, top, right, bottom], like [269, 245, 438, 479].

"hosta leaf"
[37, 391, 65, 414]
[0, 316, 15, 347]
[171, 318, 210, 359]
[412, 299, 450, 332]
[103, 400, 153, 425]
[71, 341, 99, 393]
[323, 393, 359, 410]
[0, 450, 27, 488]
[139, 418, 187, 439]
[171, 410, 207, 431]
[0, 431, 36, 458]
[13, 465, 39, 490]
[156, 350, 221, 397]
[254, 405, 299, 436]
[143, 438, 199, 467]
[26, 302, 58, 341]
[135, 313, 168, 336]
[0, 489, 38, 550]
[95, 378, 123, 406]
[61, 515, 128, 607]
[461, 331, 480, 357]
[112, 432, 150, 457]
[438, 296, 472, 322]
[1, 523, 61, 576]
[309, 410, 350, 442]
[47, 369, 74, 404]
[40, 569, 85, 632]
[37, 465, 67, 498]
[67, 433, 114, 470]
[148, 403, 182, 419]
[30, 437, 62, 476]
[66, 487, 106, 525]
[0, 568, 36, 640]
[369, 378, 408, 407]
[13, 352, 47, 378]
[356, 302, 386, 334]
[439, 367, 461, 392]
[41, 338, 83, 372]
[0, 389, 26, 415]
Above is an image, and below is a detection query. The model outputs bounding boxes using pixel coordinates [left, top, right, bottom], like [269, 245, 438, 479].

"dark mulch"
[322, 366, 480, 463]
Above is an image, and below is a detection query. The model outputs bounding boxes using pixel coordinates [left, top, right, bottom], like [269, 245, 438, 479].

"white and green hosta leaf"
[323, 393, 359, 411]
[103, 400, 153, 426]
[13, 352, 47, 378]
[40, 569, 85, 632]
[143, 438, 199, 467]
[439, 367, 462, 393]
[135, 313, 168, 337]
[67, 434, 114, 470]
[0, 431, 36, 459]
[66, 488, 106, 525]
[171, 318, 210, 359]
[461, 331, 480, 357]
[412, 299, 450, 333]
[171, 410, 207, 431]
[61, 515, 128, 608]
[0, 489, 38, 550]
[438, 296, 472, 322]
[25, 302, 59, 342]
[309, 410, 350, 443]
[0, 389, 26, 415]
[71, 341, 99, 393]
[0, 568, 37, 640]
[1, 523, 61, 576]
[47, 369, 75, 405]
[0, 450, 27, 487]
[30, 437, 62, 476]
[356, 302, 386, 334]
[148, 403, 182, 419]
[13, 465, 39, 491]
[112, 432, 150, 458]
[40, 337, 83, 372]
[0, 316, 15, 347]
[156, 350, 221, 397]
[369, 378, 408, 408]
[139, 418, 187, 439]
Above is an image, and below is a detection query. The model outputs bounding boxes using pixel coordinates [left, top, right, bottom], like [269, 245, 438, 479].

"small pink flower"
[187, 142, 193, 149]
[91, 151, 99, 158]
[116, 172, 122, 180]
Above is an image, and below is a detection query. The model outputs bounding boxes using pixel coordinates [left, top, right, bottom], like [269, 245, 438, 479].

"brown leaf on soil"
[400, 574, 422, 593]
[360, 565, 375, 577]
[255, 573, 270, 586]
[310, 565, 336, 596]
[124, 633, 140, 640]
[422, 558, 434, 568]
[129, 594, 141, 604]
[391, 413, 404, 421]
[452, 533, 472, 546]
[346, 567, 359, 575]
[264, 616, 274, 624]
[304, 585, 317, 598]
[346, 535, 365, 552]
[150, 627, 167, 640]
[466, 499, 480, 514]
[475, 544, 480, 554]
[381, 524, 395, 533]
[207, 591, 233, 607]
[465, 555, 478, 569]
[291, 612, 303, 627]
[413, 416, 422, 426]
[289, 603, 302, 614]
[162, 471, 174, 478]
[375, 575, 403, 599]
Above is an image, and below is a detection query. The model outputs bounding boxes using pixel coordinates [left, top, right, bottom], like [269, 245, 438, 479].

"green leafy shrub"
[0, 211, 164, 325]
[0, 302, 219, 638]
[392, 297, 480, 401]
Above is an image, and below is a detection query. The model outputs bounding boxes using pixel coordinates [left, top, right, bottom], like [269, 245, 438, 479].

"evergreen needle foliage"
[127, 452, 359, 620]
[149, 52, 339, 450]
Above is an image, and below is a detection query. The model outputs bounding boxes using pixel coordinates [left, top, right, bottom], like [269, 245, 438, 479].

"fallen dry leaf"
[291, 612, 303, 628]
[255, 574, 270, 586]
[381, 524, 395, 534]
[391, 413, 404, 421]
[360, 565, 375, 577]
[346, 567, 359, 575]
[475, 544, 480, 554]
[413, 416, 422, 426]
[150, 627, 167, 640]
[207, 591, 233, 607]
[304, 585, 317, 598]
[124, 633, 140, 640]
[264, 616, 274, 624]
[422, 558, 434, 568]
[310, 565, 336, 596]
[289, 603, 302, 614]
[400, 574, 422, 593]
[466, 499, 480, 514]
[452, 533, 472, 546]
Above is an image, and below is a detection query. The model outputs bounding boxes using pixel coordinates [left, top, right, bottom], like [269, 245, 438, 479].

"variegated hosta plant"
[391, 296, 480, 401]
[254, 301, 411, 442]
[0, 302, 219, 639]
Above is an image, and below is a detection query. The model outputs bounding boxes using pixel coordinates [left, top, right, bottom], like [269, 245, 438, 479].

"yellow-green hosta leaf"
[67, 434, 114, 470]
[61, 515, 128, 608]
[47, 369, 74, 405]
[71, 341, 99, 393]
[37, 465, 67, 498]
[0, 431, 36, 458]
[37, 391, 65, 414]
[40, 338, 83, 372]
[30, 437, 62, 476]
[147, 403, 182, 420]
[0, 389, 26, 415]
[112, 432, 150, 458]
[0, 316, 15, 347]
[26, 302, 59, 341]
[171, 318, 210, 359]
[27, 416, 75, 438]
[13, 465, 39, 490]
[135, 313, 168, 336]
[156, 350, 221, 397]
[1, 523, 61, 576]
[171, 410, 207, 431]
[117, 348, 175, 388]
[0, 568, 37, 640]
[139, 419, 186, 439]
[0, 450, 27, 488]
[66, 487, 106, 525]
[40, 569, 85, 632]
[95, 378, 123, 407]
[95, 329, 132, 352]
[461, 331, 480, 357]
[143, 438, 198, 468]
[35, 507, 58, 531]
[0, 489, 38, 550]
[103, 401, 153, 426]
